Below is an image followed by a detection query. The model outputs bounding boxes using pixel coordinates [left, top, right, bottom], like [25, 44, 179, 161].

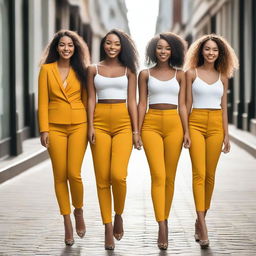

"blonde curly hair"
[184, 34, 239, 78]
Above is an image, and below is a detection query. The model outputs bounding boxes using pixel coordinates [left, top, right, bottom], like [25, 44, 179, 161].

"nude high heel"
[73, 208, 86, 238]
[194, 220, 200, 242]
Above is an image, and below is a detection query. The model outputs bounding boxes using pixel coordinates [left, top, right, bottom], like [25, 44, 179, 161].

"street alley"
[0, 142, 256, 256]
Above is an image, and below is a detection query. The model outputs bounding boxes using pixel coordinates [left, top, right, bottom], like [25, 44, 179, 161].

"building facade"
[0, 0, 129, 158]
[156, 0, 256, 136]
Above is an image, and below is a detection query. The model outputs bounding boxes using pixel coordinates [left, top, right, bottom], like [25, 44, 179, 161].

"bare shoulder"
[220, 74, 228, 82]
[138, 69, 149, 79]
[176, 69, 185, 79]
[220, 74, 228, 87]
[126, 67, 136, 78]
[87, 64, 97, 75]
[185, 68, 196, 80]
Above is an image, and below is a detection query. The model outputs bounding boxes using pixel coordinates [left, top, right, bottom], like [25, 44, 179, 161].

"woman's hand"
[183, 132, 191, 149]
[222, 135, 231, 153]
[88, 126, 96, 144]
[40, 132, 49, 148]
[133, 133, 142, 150]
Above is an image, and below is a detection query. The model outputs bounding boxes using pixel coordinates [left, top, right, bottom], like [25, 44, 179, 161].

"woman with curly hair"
[87, 29, 140, 250]
[138, 32, 191, 250]
[184, 34, 238, 249]
[38, 30, 90, 246]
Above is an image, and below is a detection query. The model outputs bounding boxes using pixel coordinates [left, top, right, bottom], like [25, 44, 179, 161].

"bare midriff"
[193, 108, 222, 111]
[149, 104, 177, 110]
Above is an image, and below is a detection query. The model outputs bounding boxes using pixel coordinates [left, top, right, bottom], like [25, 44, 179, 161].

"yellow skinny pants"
[141, 109, 183, 221]
[90, 103, 133, 224]
[48, 122, 87, 215]
[189, 109, 224, 211]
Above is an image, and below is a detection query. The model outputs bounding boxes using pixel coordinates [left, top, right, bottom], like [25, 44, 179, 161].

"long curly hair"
[146, 32, 186, 68]
[184, 34, 239, 78]
[100, 29, 139, 73]
[40, 30, 90, 85]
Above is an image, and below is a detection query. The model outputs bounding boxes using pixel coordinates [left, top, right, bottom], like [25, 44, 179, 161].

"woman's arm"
[185, 69, 194, 115]
[138, 70, 148, 134]
[221, 76, 230, 153]
[138, 70, 148, 133]
[137, 70, 149, 148]
[178, 70, 191, 148]
[86, 65, 97, 144]
[81, 84, 87, 109]
[127, 69, 140, 149]
[38, 66, 49, 148]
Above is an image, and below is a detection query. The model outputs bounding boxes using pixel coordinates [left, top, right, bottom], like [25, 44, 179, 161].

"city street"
[0, 142, 256, 256]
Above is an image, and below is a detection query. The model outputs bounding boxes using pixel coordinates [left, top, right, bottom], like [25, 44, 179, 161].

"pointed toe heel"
[158, 243, 168, 250]
[65, 239, 74, 246]
[113, 231, 124, 241]
[105, 244, 115, 250]
[199, 239, 210, 249]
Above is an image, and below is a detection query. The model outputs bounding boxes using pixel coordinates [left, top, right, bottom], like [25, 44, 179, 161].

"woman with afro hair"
[184, 34, 238, 249]
[138, 32, 191, 250]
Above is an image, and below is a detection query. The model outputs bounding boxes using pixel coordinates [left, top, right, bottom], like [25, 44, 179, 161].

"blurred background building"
[156, 0, 256, 138]
[0, 0, 129, 158]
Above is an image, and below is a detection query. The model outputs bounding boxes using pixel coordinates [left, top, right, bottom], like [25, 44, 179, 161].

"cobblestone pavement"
[0, 142, 256, 256]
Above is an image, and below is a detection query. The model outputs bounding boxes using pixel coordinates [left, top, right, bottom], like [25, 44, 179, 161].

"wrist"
[132, 131, 140, 135]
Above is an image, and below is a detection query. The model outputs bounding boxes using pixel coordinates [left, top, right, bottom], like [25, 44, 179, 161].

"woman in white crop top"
[185, 34, 238, 249]
[138, 32, 190, 250]
[87, 29, 140, 250]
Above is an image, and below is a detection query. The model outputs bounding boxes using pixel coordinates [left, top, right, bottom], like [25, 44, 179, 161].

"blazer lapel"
[51, 62, 69, 101]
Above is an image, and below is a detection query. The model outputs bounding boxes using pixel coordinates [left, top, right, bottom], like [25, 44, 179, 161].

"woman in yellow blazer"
[38, 30, 90, 246]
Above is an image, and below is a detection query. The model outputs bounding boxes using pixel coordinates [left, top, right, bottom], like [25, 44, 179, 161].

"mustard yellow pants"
[141, 109, 183, 221]
[90, 103, 133, 224]
[48, 122, 87, 215]
[189, 109, 224, 211]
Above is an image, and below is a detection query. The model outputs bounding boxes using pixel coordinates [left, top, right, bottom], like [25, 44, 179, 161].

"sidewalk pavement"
[0, 140, 256, 255]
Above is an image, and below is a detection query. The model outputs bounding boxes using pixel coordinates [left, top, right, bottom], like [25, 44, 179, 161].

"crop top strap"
[147, 69, 151, 77]
[125, 67, 127, 76]
[195, 68, 198, 77]
[174, 68, 177, 78]
[219, 72, 221, 80]
[95, 64, 98, 74]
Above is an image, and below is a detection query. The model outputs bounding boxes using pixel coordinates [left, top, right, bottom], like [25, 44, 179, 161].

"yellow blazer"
[38, 61, 87, 132]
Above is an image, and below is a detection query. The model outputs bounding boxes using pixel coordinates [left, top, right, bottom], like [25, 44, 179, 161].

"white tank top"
[192, 69, 223, 109]
[94, 64, 128, 100]
[148, 69, 180, 105]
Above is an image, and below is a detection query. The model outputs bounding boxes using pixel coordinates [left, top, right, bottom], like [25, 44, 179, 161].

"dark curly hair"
[39, 30, 90, 86]
[146, 32, 186, 67]
[100, 29, 139, 73]
[184, 34, 239, 78]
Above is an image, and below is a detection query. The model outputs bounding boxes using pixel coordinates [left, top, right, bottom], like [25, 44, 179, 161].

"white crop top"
[94, 64, 128, 100]
[148, 69, 180, 105]
[192, 69, 223, 109]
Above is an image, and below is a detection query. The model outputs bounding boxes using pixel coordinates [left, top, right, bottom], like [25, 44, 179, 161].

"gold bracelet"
[132, 131, 139, 135]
